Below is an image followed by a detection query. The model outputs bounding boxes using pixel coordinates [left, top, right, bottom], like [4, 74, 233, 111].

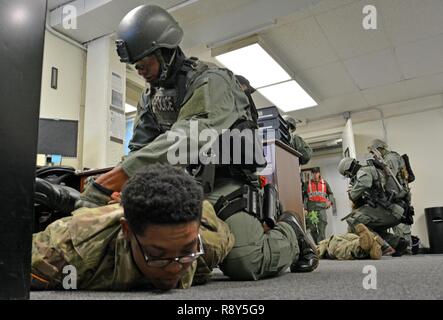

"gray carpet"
[31, 254, 443, 300]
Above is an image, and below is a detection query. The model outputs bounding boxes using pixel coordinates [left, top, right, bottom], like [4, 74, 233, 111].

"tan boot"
[369, 235, 384, 260]
[355, 224, 383, 259]
[355, 224, 373, 251]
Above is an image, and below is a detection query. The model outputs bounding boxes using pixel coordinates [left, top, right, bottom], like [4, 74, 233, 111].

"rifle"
[340, 190, 392, 222]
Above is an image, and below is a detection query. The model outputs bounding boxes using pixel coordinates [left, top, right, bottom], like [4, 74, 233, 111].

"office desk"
[261, 139, 305, 228]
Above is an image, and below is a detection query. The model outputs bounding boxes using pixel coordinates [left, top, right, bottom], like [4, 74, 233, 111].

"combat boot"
[369, 237, 383, 260]
[278, 211, 319, 273]
[355, 224, 383, 260]
[392, 237, 408, 257]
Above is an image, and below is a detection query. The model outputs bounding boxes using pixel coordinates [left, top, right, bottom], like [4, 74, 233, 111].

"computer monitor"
[37, 118, 78, 157]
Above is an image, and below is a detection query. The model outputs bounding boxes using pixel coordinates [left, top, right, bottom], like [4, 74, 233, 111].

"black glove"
[35, 178, 80, 214]
[74, 178, 113, 209]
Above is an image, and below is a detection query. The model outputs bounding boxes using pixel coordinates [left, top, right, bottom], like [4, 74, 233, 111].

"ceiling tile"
[401, 72, 443, 99]
[309, 0, 357, 15]
[315, 0, 391, 60]
[395, 33, 443, 79]
[378, 0, 443, 46]
[343, 48, 404, 89]
[54, 12, 110, 43]
[301, 62, 359, 98]
[87, 1, 129, 31]
[294, 91, 368, 120]
[361, 81, 408, 106]
[48, 0, 76, 11]
[262, 16, 339, 71]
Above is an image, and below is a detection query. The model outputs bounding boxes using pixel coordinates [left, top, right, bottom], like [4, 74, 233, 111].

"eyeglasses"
[133, 233, 205, 268]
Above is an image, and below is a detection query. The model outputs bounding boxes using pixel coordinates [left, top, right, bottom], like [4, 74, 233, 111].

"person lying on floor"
[317, 224, 385, 260]
[31, 163, 318, 291]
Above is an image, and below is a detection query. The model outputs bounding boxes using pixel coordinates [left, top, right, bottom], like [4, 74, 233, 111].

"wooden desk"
[261, 140, 305, 228]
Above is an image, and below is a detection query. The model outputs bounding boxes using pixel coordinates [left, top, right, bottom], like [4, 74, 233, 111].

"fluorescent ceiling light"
[215, 43, 290, 88]
[125, 103, 137, 114]
[258, 80, 317, 112]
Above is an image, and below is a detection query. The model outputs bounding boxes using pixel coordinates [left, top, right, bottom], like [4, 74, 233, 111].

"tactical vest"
[307, 179, 329, 203]
[148, 57, 208, 133]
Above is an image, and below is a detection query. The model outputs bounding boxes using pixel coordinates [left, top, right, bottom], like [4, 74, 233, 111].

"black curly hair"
[121, 164, 203, 235]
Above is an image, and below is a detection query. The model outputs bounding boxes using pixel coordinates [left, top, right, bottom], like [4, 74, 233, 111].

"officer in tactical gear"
[338, 157, 408, 256]
[368, 139, 414, 253]
[283, 115, 312, 165]
[50, 4, 318, 284]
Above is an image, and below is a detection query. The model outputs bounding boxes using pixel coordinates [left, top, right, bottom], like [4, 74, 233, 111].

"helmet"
[368, 139, 388, 151]
[283, 115, 297, 131]
[235, 75, 256, 94]
[116, 5, 183, 64]
[338, 157, 358, 177]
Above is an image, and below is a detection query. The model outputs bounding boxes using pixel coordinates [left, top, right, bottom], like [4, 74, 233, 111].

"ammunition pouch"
[396, 201, 414, 225]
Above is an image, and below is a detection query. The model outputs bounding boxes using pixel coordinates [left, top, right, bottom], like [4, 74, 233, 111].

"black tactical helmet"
[235, 75, 256, 94]
[115, 5, 183, 64]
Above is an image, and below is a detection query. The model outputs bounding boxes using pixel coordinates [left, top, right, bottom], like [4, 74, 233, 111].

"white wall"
[82, 35, 126, 169]
[38, 31, 86, 169]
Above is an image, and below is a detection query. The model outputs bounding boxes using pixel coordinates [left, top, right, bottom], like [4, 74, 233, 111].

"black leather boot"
[278, 211, 319, 273]
[35, 178, 80, 214]
[392, 237, 408, 257]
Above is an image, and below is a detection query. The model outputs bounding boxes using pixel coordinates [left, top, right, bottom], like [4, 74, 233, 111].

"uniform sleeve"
[193, 201, 235, 285]
[121, 72, 249, 177]
[326, 181, 334, 197]
[348, 168, 373, 201]
[291, 134, 312, 165]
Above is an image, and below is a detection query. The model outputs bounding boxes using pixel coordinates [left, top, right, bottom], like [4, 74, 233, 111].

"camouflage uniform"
[345, 165, 403, 249]
[290, 133, 312, 165]
[31, 200, 234, 290]
[318, 233, 368, 260]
